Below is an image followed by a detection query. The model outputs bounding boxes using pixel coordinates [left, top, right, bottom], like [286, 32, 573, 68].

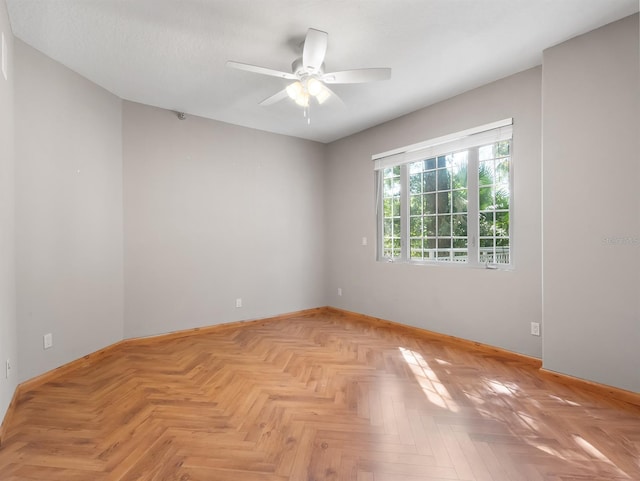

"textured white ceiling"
[6, 0, 639, 143]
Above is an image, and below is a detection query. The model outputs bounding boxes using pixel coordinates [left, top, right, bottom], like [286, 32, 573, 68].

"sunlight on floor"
[515, 410, 539, 432]
[433, 358, 451, 366]
[549, 394, 581, 406]
[535, 443, 566, 458]
[486, 379, 519, 396]
[573, 434, 632, 478]
[478, 380, 632, 478]
[395, 347, 637, 480]
[398, 347, 459, 412]
[573, 434, 611, 462]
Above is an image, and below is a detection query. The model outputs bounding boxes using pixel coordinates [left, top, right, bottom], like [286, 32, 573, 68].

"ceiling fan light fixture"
[295, 91, 310, 107]
[315, 86, 331, 105]
[286, 81, 303, 100]
[306, 77, 323, 97]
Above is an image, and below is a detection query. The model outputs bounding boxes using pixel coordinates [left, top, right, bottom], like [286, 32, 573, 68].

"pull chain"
[305, 105, 311, 125]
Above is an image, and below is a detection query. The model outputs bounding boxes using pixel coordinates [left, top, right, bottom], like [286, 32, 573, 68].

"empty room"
[0, 1, 638, 480]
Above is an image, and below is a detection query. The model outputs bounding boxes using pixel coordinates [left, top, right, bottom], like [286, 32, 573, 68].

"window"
[375, 119, 513, 267]
[478, 141, 511, 264]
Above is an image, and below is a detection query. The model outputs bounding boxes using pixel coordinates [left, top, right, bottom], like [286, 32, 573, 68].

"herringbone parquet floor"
[1, 310, 639, 480]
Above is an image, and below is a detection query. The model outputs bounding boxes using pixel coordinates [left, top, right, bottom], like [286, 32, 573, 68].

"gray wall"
[123, 102, 326, 338]
[0, 1, 17, 421]
[325, 67, 543, 358]
[14, 41, 124, 382]
[542, 15, 639, 392]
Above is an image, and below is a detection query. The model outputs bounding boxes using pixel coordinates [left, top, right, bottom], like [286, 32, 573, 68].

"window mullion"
[400, 164, 409, 262]
[376, 171, 384, 261]
[467, 148, 479, 266]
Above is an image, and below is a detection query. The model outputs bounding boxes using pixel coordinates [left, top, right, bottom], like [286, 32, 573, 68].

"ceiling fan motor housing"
[292, 58, 324, 78]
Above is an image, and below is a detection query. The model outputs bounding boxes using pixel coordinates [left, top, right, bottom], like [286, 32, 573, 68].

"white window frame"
[374, 119, 514, 269]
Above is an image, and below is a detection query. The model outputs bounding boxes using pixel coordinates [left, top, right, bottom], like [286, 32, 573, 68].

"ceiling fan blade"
[322, 68, 392, 84]
[226, 61, 296, 80]
[260, 88, 290, 106]
[302, 28, 328, 71]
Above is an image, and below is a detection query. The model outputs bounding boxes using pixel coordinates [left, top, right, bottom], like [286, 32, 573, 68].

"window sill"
[379, 258, 514, 271]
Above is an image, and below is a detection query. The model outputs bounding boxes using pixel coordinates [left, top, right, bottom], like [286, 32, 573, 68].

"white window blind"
[373, 119, 513, 171]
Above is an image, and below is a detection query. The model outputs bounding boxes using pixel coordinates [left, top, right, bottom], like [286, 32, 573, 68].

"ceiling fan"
[226, 28, 391, 110]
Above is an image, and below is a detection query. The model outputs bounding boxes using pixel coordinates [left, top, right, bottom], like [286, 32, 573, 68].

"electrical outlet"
[361, 237, 368, 246]
[530, 322, 541, 337]
[43, 333, 53, 349]
[235, 298, 242, 308]
[337, 288, 342, 296]
[5, 359, 10, 379]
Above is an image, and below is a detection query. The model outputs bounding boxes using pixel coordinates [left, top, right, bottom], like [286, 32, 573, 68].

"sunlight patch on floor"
[398, 347, 459, 412]
[549, 394, 581, 406]
[486, 379, 520, 396]
[515, 410, 539, 432]
[535, 443, 566, 459]
[433, 358, 451, 366]
[573, 434, 610, 462]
